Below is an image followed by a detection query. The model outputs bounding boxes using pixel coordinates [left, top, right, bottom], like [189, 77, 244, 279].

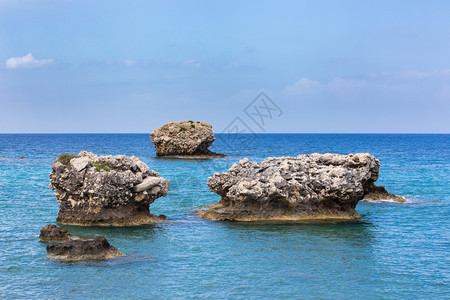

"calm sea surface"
[0, 134, 449, 299]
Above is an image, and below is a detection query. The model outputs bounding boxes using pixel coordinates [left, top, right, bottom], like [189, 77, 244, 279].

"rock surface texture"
[39, 224, 71, 242]
[364, 184, 406, 202]
[150, 121, 225, 158]
[46, 236, 124, 261]
[50, 151, 169, 226]
[199, 153, 396, 221]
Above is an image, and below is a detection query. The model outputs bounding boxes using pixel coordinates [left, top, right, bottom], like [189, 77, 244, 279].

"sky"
[0, 0, 449, 133]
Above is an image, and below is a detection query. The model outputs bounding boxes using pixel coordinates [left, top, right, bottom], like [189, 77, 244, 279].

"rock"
[150, 121, 226, 158]
[364, 183, 406, 202]
[198, 153, 392, 221]
[49, 151, 170, 226]
[46, 236, 124, 261]
[39, 224, 71, 242]
[70, 156, 91, 172]
[133, 177, 167, 193]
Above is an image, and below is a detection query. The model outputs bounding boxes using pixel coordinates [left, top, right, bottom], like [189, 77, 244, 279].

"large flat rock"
[198, 153, 384, 221]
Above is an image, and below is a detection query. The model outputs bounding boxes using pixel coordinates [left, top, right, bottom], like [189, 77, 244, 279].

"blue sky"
[0, 0, 449, 133]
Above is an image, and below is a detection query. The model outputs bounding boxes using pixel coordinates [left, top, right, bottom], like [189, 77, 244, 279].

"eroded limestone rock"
[49, 151, 169, 226]
[199, 153, 400, 221]
[150, 121, 225, 158]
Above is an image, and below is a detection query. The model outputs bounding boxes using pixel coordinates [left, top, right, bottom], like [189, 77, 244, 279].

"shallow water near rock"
[0, 133, 449, 298]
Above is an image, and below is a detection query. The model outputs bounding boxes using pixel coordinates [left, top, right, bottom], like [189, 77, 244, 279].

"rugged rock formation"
[199, 153, 398, 221]
[364, 183, 406, 202]
[50, 151, 169, 226]
[46, 236, 124, 261]
[39, 224, 71, 242]
[150, 121, 225, 158]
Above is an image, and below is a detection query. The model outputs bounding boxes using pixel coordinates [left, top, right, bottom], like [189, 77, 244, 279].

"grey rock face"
[150, 121, 225, 157]
[49, 151, 169, 226]
[46, 236, 124, 261]
[39, 224, 71, 242]
[199, 153, 384, 221]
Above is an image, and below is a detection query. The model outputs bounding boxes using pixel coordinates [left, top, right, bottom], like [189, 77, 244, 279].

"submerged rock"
[364, 184, 406, 202]
[46, 236, 124, 261]
[49, 151, 169, 226]
[39, 224, 71, 242]
[199, 153, 398, 221]
[150, 121, 225, 158]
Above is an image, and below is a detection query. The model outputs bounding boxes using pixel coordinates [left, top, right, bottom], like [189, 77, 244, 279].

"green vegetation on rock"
[58, 154, 78, 165]
[92, 161, 111, 172]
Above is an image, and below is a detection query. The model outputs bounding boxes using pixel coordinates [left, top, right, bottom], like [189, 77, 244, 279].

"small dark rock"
[364, 183, 405, 202]
[46, 236, 124, 261]
[39, 224, 71, 242]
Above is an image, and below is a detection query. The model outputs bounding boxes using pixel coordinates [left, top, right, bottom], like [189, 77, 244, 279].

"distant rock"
[46, 236, 124, 261]
[39, 224, 71, 242]
[199, 153, 399, 221]
[364, 184, 406, 202]
[49, 151, 169, 226]
[150, 121, 226, 158]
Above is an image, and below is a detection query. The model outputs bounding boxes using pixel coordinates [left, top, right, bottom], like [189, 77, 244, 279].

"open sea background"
[0, 133, 449, 299]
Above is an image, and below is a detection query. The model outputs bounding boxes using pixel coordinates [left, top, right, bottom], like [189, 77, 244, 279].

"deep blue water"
[0, 134, 449, 299]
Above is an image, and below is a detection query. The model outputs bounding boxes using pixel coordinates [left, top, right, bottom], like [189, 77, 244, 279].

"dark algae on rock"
[39, 224, 71, 242]
[46, 236, 124, 261]
[39, 224, 124, 261]
[50, 151, 169, 226]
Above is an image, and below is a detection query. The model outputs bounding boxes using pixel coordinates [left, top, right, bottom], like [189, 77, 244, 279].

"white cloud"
[328, 77, 368, 89]
[282, 77, 368, 96]
[396, 69, 450, 79]
[282, 77, 321, 94]
[5, 53, 54, 69]
[123, 59, 136, 67]
[182, 59, 200, 68]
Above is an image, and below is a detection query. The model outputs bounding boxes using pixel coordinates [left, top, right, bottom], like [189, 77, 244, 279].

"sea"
[0, 133, 449, 299]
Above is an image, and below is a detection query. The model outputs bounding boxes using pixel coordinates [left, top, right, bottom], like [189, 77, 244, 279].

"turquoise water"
[0, 134, 449, 299]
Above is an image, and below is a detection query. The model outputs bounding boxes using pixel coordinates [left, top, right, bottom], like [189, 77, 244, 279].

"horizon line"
[0, 132, 449, 135]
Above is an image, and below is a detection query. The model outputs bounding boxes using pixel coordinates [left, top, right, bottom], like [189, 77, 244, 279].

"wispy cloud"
[282, 77, 368, 95]
[224, 62, 261, 72]
[328, 77, 368, 89]
[396, 69, 450, 79]
[282, 78, 321, 94]
[5, 53, 54, 69]
[123, 59, 136, 67]
[182, 59, 201, 68]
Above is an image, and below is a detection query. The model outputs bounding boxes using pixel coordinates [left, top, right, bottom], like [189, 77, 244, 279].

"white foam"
[362, 196, 410, 203]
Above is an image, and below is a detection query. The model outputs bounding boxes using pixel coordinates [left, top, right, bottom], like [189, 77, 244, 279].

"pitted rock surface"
[49, 151, 169, 226]
[199, 153, 395, 221]
[150, 121, 225, 157]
